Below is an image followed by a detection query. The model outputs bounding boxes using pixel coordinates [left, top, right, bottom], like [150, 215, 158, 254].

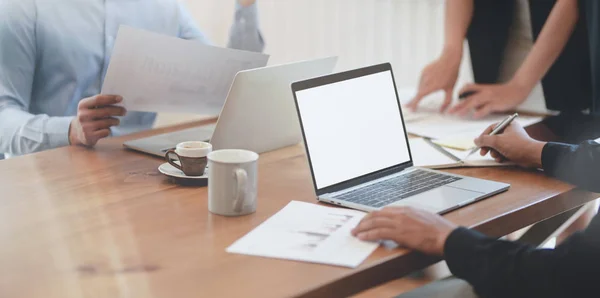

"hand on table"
[352, 206, 457, 256]
[407, 51, 462, 113]
[474, 122, 546, 168]
[448, 81, 531, 119]
[69, 95, 127, 147]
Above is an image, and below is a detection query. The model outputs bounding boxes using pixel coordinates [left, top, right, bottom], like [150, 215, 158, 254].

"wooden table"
[1, 119, 598, 298]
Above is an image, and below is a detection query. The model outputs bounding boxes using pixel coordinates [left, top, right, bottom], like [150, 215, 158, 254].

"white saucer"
[158, 162, 209, 180]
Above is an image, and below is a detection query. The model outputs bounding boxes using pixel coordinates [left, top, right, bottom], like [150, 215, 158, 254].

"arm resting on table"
[444, 212, 600, 298]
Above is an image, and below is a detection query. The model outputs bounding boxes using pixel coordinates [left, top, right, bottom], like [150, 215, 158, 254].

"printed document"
[396, 88, 543, 140]
[227, 201, 379, 268]
[102, 26, 269, 113]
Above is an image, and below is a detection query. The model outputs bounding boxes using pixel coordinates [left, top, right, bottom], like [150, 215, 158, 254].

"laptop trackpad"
[388, 186, 481, 214]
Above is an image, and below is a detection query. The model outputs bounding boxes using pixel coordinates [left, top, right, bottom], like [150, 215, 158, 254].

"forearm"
[227, 2, 264, 52]
[542, 141, 600, 193]
[442, 0, 473, 57]
[444, 226, 600, 298]
[511, 0, 578, 89]
[0, 106, 72, 156]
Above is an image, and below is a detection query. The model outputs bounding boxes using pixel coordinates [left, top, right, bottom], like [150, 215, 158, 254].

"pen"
[423, 138, 461, 162]
[461, 113, 519, 162]
[458, 90, 478, 100]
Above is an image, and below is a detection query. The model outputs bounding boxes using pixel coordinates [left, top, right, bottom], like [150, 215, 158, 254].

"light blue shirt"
[0, 0, 264, 156]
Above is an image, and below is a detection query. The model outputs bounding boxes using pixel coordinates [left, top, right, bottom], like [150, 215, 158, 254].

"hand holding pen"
[470, 118, 547, 168]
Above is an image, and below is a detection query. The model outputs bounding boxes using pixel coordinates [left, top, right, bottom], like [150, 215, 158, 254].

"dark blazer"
[444, 140, 600, 298]
[467, 0, 592, 113]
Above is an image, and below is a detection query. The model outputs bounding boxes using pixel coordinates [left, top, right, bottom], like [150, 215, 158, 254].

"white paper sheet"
[409, 138, 457, 167]
[226, 201, 379, 268]
[102, 26, 269, 113]
[409, 138, 510, 169]
[405, 114, 542, 140]
[396, 87, 543, 140]
[397, 88, 443, 122]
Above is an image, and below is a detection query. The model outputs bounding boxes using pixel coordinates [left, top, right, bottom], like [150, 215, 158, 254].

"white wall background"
[157, 0, 474, 127]
[182, 0, 473, 88]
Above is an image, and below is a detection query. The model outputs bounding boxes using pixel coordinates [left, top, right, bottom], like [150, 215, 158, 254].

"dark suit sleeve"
[444, 214, 600, 298]
[542, 141, 600, 193]
[443, 141, 600, 298]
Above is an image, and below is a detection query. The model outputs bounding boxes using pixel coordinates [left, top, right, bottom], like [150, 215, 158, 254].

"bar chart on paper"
[226, 201, 379, 268]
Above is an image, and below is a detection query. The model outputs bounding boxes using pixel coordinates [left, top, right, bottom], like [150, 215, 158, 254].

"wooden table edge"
[295, 188, 599, 298]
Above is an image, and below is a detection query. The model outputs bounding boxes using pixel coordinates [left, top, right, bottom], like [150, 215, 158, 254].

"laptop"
[124, 57, 338, 156]
[291, 63, 510, 214]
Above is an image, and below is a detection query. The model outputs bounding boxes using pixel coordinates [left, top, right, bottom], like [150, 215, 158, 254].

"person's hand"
[474, 122, 546, 168]
[238, 0, 256, 6]
[407, 50, 462, 113]
[351, 206, 457, 256]
[448, 81, 531, 119]
[69, 95, 127, 147]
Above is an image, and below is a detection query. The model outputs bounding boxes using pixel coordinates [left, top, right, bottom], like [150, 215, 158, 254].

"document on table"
[397, 88, 443, 122]
[396, 87, 543, 141]
[409, 138, 513, 169]
[102, 26, 270, 113]
[405, 113, 542, 140]
[226, 201, 379, 268]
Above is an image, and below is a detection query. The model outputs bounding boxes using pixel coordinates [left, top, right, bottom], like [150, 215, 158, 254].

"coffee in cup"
[165, 141, 212, 176]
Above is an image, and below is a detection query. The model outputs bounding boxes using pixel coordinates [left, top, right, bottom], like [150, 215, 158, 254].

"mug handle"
[165, 150, 183, 171]
[233, 168, 248, 213]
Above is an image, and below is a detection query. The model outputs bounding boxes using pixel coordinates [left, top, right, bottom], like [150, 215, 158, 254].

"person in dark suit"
[409, 0, 597, 247]
[353, 122, 600, 298]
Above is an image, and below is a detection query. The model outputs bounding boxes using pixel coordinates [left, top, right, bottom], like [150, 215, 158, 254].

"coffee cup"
[208, 149, 259, 216]
[165, 141, 212, 176]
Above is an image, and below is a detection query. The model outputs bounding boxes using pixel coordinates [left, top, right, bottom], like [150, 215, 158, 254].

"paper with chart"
[226, 201, 379, 268]
[102, 26, 269, 113]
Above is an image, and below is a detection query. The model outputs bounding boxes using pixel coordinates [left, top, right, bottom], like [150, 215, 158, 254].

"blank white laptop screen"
[295, 70, 411, 189]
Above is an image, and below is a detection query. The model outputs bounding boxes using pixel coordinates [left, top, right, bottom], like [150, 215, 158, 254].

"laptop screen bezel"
[291, 63, 414, 196]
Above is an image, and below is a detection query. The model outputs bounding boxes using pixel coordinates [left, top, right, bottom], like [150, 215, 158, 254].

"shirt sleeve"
[0, 0, 72, 156]
[444, 212, 600, 298]
[177, 1, 264, 52]
[542, 141, 600, 193]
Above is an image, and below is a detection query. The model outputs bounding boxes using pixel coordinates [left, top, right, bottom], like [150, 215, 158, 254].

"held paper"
[102, 26, 269, 113]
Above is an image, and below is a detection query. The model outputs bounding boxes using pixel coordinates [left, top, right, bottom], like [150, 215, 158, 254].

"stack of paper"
[102, 26, 270, 114]
[227, 201, 379, 268]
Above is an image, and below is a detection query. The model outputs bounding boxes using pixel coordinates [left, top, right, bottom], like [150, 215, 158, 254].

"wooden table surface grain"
[1, 119, 597, 298]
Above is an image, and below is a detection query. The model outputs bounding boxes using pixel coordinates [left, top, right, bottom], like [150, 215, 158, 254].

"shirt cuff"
[541, 142, 575, 177]
[46, 116, 73, 149]
[443, 227, 488, 279]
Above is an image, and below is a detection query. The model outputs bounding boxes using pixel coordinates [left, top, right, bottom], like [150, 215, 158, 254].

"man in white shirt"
[0, 0, 264, 157]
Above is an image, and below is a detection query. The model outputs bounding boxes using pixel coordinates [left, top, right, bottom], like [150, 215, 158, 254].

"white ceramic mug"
[207, 149, 259, 216]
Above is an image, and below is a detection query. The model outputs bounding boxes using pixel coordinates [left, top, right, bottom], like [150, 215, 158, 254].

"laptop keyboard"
[334, 169, 462, 208]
